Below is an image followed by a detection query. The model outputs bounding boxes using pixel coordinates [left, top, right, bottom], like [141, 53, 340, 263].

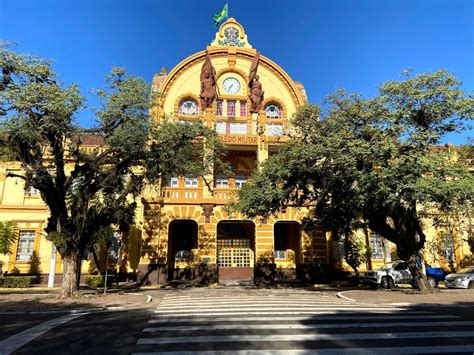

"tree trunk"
[59, 254, 79, 297]
[90, 246, 104, 275]
[406, 254, 433, 293]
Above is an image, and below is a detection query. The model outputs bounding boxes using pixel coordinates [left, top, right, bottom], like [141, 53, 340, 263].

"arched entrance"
[217, 220, 255, 280]
[167, 219, 198, 280]
[274, 221, 301, 264]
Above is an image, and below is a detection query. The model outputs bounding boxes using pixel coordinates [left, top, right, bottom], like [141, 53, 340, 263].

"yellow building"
[0, 19, 471, 285]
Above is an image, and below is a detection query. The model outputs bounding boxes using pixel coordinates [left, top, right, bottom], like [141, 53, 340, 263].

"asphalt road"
[1, 289, 474, 354]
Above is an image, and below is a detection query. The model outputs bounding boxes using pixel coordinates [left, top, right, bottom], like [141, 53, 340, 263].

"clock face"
[223, 77, 240, 94]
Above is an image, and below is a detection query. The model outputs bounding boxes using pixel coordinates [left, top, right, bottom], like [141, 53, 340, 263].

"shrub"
[0, 276, 38, 288]
[85, 275, 115, 288]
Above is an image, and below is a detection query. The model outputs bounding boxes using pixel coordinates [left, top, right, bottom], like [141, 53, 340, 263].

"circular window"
[265, 104, 282, 119]
[179, 100, 198, 115]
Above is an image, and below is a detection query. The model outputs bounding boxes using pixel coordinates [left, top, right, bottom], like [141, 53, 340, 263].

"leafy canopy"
[236, 70, 473, 265]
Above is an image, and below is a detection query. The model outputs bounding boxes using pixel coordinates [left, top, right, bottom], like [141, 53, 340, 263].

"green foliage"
[0, 276, 38, 288]
[237, 70, 473, 271]
[0, 220, 17, 255]
[344, 234, 368, 275]
[84, 274, 114, 288]
[0, 45, 227, 296]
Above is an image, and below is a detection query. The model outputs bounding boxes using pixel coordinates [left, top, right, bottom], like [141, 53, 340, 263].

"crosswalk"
[133, 290, 474, 354]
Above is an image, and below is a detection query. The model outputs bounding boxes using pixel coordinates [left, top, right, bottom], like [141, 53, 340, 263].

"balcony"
[161, 188, 202, 204]
[213, 188, 236, 201]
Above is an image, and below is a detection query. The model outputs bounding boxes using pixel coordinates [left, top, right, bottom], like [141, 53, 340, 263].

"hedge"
[85, 275, 115, 288]
[0, 276, 38, 288]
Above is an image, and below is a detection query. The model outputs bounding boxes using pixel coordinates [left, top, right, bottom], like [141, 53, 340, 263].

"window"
[215, 121, 226, 134]
[265, 104, 282, 119]
[370, 233, 384, 259]
[16, 230, 35, 261]
[442, 235, 455, 262]
[167, 177, 179, 187]
[179, 100, 198, 115]
[215, 122, 247, 134]
[229, 122, 247, 134]
[216, 100, 223, 116]
[394, 262, 408, 271]
[175, 250, 190, 260]
[234, 174, 247, 188]
[25, 186, 40, 196]
[267, 123, 284, 136]
[185, 176, 198, 188]
[240, 101, 247, 117]
[215, 174, 229, 188]
[274, 232, 289, 260]
[274, 250, 287, 260]
[227, 100, 236, 117]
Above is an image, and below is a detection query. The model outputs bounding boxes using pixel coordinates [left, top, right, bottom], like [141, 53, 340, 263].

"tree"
[344, 234, 370, 277]
[0, 220, 17, 255]
[236, 71, 473, 292]
[0, 46, 225, 296]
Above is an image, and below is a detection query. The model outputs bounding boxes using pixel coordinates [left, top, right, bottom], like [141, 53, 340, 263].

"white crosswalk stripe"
[134, 290, 474, 354]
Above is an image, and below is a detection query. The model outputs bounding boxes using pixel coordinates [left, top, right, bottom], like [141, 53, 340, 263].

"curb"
[337, 290, 474, 308]
[0, 307, 106, 315]
[336, 291, 356, 302]
[389, 302, 474, 309]
[0, 293, 153, 314]
[0, 305, 128, 315]
[126, 292, 153, 303]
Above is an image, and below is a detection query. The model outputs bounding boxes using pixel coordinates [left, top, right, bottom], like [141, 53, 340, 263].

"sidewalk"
[0, 289, 154, 312]
[340, 288, 474, 305]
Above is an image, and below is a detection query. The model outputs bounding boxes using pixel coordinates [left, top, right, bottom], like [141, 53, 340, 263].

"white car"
[362, 260, 414, 289]
[444, 267, 474, 289]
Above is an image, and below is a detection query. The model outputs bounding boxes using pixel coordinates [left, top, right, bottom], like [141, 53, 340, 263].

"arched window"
[179, 99, 198, 115]
[265, 104, 282, 119]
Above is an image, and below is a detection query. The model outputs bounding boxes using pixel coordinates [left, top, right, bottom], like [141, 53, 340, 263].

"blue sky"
[1, 0, 473, 143]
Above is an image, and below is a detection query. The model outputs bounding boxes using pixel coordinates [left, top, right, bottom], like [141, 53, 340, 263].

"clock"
[222, 77, 240, 94]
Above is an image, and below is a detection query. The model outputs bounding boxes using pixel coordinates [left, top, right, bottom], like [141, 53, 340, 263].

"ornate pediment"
[210, 18, 252, 48]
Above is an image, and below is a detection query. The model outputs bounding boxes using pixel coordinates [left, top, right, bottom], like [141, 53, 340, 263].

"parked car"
[424, 262, 448, 287]
[444, 267, 474, 289]
[362, 260, 446, 289]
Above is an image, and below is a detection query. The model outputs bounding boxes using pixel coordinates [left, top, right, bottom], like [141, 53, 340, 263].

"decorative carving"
[201, 204, 216, 223]
[248, 51, 264, 113]
[199, 50, 217, 111]
[160, 50, 304, 114]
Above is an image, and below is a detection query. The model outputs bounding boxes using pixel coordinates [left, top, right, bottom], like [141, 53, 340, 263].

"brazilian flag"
[213, 3, 228, 27]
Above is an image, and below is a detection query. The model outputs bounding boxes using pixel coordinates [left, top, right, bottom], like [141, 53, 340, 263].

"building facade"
[0, 19, 471, 285]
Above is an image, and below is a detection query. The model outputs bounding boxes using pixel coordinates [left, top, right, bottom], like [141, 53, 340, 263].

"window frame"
[234, 174, 248, 189]
[370, 233, 384, 260]
[239, 100, 247, 117]
[184, 176, 199, 188]
[215, 174, 229, 188]
[215, 100, 223, 116]
[16, 230, 36, 261]
[167, 177, 179, 187]
[179, 99, 198, 115]
[265, 104, 282, 119]
[227, 100, 236, 117]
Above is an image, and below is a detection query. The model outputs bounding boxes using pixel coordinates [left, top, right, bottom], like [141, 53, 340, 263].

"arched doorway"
[167, 219, 198, 280]
[274, 221, 301, 265]
[217, 220, 255, 280]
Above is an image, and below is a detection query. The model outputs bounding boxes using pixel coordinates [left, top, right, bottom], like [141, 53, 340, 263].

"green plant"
[84, 274, 114, 288]
[0, 276, 38, 288]
[0, 220, 17, 255]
